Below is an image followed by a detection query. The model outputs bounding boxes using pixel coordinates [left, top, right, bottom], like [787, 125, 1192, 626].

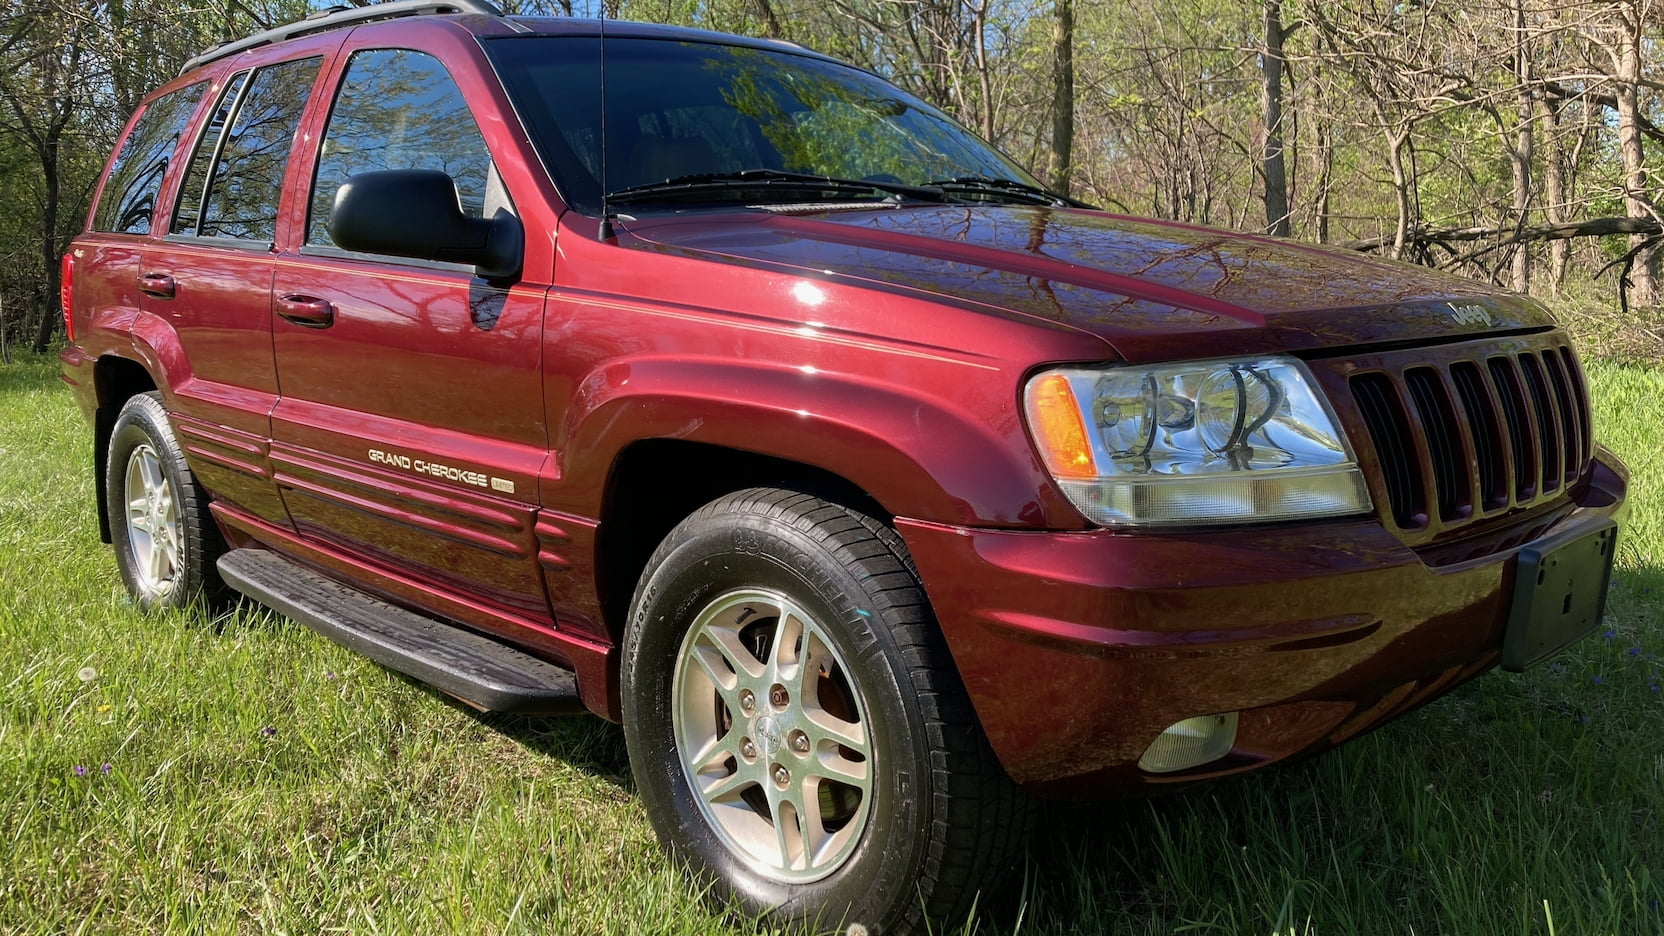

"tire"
[622, 488, 1030, 935]
[105, 392, 227, 610]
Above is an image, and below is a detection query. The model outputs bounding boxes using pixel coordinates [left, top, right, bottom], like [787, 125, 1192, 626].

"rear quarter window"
[91, 83, 207, 234]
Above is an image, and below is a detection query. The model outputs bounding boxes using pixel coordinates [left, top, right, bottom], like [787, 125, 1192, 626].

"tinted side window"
[308, 49, 491, 246]
[173, 72, 250, 236]
[92, 83, 206, 234]
[174, 58, 320, 241]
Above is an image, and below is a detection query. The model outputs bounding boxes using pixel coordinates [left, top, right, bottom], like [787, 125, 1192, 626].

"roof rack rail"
[179, 0, 504, 76]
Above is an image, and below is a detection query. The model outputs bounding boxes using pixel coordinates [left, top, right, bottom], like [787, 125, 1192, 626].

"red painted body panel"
[540, 215, 1100, 528]
[623, 207, 1557, 363]
[59, 13, 1632, 789]
[898, 451, 1627, 791]
[138, 240, 291, 527]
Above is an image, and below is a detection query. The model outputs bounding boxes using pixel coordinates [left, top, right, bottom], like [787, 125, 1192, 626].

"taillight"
[60, 252, 74, 343]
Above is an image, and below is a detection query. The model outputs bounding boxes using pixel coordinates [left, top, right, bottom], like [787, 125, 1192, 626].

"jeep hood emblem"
[1448, 303, 1494, 327]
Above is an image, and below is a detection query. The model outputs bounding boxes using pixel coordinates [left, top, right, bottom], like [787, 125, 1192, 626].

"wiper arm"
[607, 169, 948, 206]
[921, 176, 1088, 208]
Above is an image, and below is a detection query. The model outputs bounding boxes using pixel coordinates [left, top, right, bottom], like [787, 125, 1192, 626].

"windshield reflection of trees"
[703, 46, 1019, 185]
[490, 38, 1031, 208]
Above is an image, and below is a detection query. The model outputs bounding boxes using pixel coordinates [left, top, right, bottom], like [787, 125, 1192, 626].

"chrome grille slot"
[1488, 356, 1537, 501]
[1450, 361, 1507, 510]
[1517, 353, 1560, 495]
[1404, 367, 1469, 522]
[1346, 338, 1592, 537]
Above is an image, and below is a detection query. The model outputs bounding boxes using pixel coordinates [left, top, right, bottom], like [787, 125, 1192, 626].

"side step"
[218, 548, 585, 715]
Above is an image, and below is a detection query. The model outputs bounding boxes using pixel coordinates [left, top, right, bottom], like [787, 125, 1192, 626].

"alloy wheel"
[671, 588, 874, 883]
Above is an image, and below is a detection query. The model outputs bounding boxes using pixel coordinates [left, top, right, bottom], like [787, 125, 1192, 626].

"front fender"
[552, 355, 1085, 529]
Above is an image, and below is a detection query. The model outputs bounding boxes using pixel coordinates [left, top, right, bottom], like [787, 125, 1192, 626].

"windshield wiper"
[607, 169, 949, 207]
[921, 176, 1083, 207]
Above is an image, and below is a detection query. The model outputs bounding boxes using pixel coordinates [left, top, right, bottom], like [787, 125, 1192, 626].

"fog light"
[1138, 712, 1239, 773]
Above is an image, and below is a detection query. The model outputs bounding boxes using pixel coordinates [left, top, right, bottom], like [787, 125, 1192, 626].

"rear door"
[268, 41, 554, 626]
[139, 55, 328, 529]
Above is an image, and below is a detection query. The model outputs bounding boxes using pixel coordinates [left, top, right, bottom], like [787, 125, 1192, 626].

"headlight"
[1023, 356, 1371, 526]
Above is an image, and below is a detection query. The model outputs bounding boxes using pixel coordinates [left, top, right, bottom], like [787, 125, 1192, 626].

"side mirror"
[328, 170, 523, 281]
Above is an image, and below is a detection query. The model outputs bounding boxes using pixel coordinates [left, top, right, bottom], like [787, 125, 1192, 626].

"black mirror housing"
[328, 169, 522, 280]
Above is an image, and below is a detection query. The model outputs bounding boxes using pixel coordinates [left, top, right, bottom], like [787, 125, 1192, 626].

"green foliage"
[2, 352, 1662, 933]
[8, 0, 1664, 347]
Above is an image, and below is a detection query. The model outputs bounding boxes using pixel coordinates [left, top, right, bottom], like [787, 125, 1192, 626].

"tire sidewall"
[623, 508, 932, 933]
[105, 395, 207, 610]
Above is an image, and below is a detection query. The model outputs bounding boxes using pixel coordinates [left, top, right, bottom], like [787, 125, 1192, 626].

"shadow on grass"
[211, 594, 637, 791]
[478, 711, 634, 790]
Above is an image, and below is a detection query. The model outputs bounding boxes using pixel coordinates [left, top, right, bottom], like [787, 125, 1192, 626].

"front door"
[268, 46, 553, 626]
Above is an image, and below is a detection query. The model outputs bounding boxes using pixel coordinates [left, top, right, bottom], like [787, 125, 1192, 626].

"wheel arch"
[90, 355, 160, 543]
[565, 358, 1081, 642]
[594, 438, 892, 643]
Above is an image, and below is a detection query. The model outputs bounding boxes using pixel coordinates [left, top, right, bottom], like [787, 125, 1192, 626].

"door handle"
[137, 273, 176, 299]
[275, 294, 334, 328]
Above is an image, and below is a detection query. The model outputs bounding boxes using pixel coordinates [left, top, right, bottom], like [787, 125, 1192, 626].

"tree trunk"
[1260, 0, 1290, 236]
[1613, 6, 1657, 306]
[972, 1, 994, 140]
[1047, 0, 1074, 194]
[33, 147, 59, 352]
[1507, 0, 1532, 293]
[1385, 127, 1412, 260]
[1537, 95, 1569, 295]
[750, 0, 785, 39]
[1313, 123, 1333, 244]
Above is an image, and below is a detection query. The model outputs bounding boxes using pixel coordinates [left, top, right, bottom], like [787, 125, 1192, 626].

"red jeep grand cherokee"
[59, 1, 1628, 931]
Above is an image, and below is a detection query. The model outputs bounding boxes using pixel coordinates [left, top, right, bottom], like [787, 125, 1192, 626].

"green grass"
[2, 353, 1660, 935]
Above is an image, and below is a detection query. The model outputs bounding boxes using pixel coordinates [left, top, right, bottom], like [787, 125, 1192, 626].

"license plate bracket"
[1502, 518, 1618, 672]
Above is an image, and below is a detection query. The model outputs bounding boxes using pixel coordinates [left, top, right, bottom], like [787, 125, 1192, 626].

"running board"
[218, 548, 584, 715]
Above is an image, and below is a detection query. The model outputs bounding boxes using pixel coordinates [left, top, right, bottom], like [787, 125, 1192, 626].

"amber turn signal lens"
[1025, 373, 1098, 480]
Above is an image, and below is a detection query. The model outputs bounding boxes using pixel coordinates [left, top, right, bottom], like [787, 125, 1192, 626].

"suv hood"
[626, 205, 1555, 362]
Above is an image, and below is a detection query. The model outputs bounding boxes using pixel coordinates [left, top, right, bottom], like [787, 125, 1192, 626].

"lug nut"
[790, 730, 810, 754]
[770, 685, 789, 708]
[739, 689, 756, 713]
[773, 765, 790, 786]
[740, 738, 758, 760]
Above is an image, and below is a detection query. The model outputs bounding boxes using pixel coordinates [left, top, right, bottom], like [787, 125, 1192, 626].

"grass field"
[1, 352, 1660, 936]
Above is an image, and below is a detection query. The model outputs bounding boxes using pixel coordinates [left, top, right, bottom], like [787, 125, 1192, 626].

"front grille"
[1347, 341, 1592, 533]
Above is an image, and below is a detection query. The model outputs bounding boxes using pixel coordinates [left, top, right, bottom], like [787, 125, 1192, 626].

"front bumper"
[896, 450, 1628, 796]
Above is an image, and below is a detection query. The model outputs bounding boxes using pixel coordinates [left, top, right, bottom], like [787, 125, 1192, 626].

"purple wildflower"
[1604, 630, 1617, 639]
[260, 726, 276, 738]
[1629, 647, 1643, 657]
[100, 763, 112, 774]
[1593, 675, 1604, 684]
[72, 765, 87, 777]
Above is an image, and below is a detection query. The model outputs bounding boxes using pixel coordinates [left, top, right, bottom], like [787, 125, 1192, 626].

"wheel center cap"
[754, 715, 782, 755]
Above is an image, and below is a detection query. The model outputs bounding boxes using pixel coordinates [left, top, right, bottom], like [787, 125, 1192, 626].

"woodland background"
[4, 0, 1664, 360]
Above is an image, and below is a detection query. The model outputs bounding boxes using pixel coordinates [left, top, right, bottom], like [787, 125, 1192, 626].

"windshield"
[484, 36, 1044, 214]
